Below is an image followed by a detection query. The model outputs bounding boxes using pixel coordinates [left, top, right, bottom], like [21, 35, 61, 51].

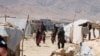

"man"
[51, 24, 58, 44]
[57, 27, 66, 49]
[0, 35, 7, 56]
[40, 22, 46, 43]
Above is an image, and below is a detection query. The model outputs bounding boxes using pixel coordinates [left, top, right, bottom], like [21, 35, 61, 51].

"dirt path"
[20, 32, 100, 56]
[20, 35, 59, 56]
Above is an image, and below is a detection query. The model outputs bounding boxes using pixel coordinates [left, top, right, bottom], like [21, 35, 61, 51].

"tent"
[0, 18, 32, 51]
[0, 18, 32, 36]
[0, 25, 22, 52]
[64, 19, 100, 44]
[64, 19, 89, 44]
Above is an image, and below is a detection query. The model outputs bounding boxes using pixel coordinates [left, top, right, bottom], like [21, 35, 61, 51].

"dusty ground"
[86, 39, 100, 56]
[20, 32, 100, 56]
[20, 32, 59, 56]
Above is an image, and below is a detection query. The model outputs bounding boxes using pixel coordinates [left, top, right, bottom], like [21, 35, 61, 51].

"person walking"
[57, 27, 66, 49]
[36, 29, 42, 47]
[51, 24, 58, 44]
[40, 22, 46, 43]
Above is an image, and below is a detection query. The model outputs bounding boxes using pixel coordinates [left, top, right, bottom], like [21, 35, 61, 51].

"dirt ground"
[20, 32, 100, 56]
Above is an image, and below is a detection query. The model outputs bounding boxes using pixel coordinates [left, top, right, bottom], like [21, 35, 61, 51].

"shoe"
[37, 45, 41, 47]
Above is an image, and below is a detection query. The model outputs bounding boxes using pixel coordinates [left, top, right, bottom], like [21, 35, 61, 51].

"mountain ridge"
[0, 0, 100, 21]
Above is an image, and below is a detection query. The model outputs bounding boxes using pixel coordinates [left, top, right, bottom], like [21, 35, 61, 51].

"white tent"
[0, 18, 32, 36]
[64, 19, 100, 44]
[64, 19, 89, 44]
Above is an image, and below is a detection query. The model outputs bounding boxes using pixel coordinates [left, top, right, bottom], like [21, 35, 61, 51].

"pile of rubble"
[50, 42, 95, 56]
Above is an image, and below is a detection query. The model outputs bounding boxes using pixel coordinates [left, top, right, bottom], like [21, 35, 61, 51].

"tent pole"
[22, 15, 29, 56]
[71, 12, 76, 43]
[5, 15, 7, 23]
[22, 29, 25, 56]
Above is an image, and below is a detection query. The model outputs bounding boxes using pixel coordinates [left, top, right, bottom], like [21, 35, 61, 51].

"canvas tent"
[0, 26, 22, 51]
[64, 19, 100, 44]
[0, 18, 32, 36]
[64, 19, 89, 44]
[79, 21, 100, 39]
[0, 18, 30, 51]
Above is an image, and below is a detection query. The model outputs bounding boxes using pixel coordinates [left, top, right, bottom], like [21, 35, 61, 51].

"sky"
[0, 0, 100, 21]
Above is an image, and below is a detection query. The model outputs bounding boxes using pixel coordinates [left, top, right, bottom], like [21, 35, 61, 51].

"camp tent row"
[64, 19, 100, 44]
[63, 19, 100, 56]
[0, 18, 31, 56]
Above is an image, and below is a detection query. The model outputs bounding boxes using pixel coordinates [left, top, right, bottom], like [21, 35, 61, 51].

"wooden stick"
[21, 15, 29, 56]
[5, 15, 7, 23]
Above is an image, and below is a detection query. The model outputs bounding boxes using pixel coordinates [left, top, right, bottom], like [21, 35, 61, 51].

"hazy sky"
[0, 0, 100, 21]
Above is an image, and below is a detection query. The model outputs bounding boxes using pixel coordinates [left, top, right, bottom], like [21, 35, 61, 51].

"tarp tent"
[0, 18, 32, 36]
[64, 19, 89, 44]
[0, 18, 31, 51]
[64, 19, 100, 44]
[0, 26, 8, 36]
[0, 25, 22, 52]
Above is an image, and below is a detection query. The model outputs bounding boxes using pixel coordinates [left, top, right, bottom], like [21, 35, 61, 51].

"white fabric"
[0, 18, 27, 30]
[0, 18, 31, 36]
[89, 29, 94, 39]
[6, 18, 27, 30]
[0, 18, 5, 23]
[0, 26, 8, 36]
[0, 26, 22, 52]
[0, 18, 31, 51]
[73, 26, 83, 44]
[95, 29, 99, 38]
[78, 42, 95, 56]
[5, 27, 22, 51]
[64, 19, 89, 44]
[25, 21, 32, 36]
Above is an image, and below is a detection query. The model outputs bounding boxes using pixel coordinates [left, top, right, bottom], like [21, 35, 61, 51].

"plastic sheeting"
[0, 18, 27, 30]
[73, 25, 83, 44]
[0, 18, 31, 36]
[5, 27, 22, 51]
[64, 19, 89, 44]
[77, 42, 95, 56]
[94, 29, 99, 38]
[0, 26, 22, 51]
[0, 26, 8, 36]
